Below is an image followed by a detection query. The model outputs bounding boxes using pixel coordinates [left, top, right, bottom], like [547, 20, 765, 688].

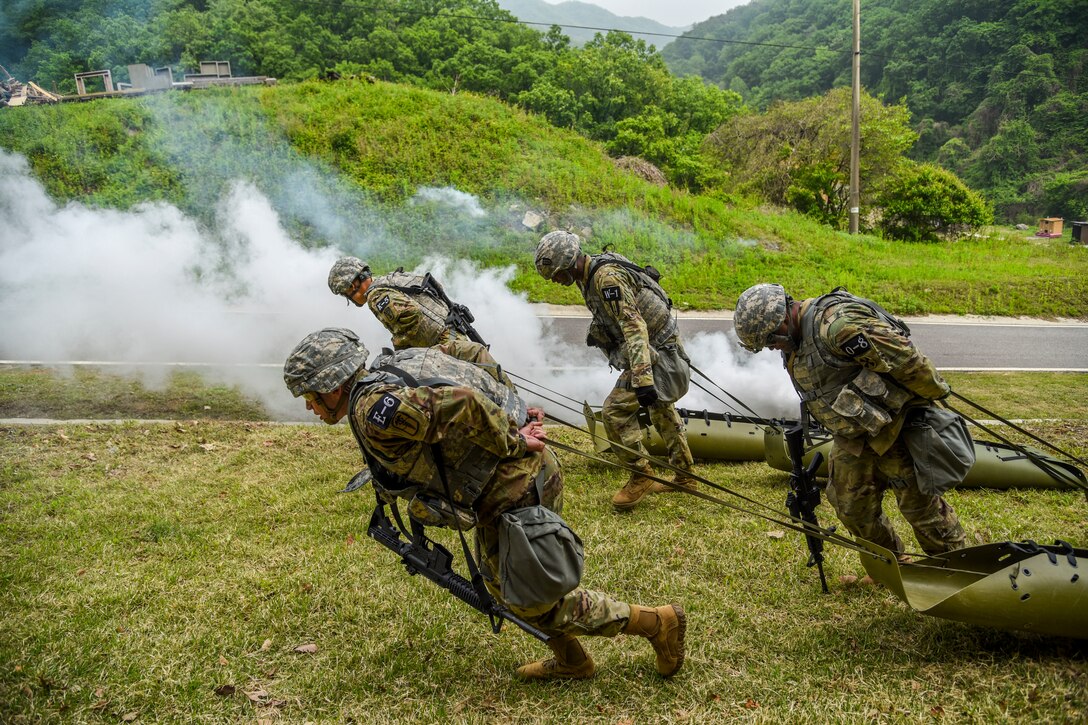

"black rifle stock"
[421, 273, 486, 345]
[366, 505, 550, 641]
[785, 424, 830, 593]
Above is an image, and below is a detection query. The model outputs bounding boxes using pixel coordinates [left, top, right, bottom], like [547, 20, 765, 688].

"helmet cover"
[328, 257, 372, 295]
[734, 283, 789, 353]
[284, 327, 370, 396]
[534, 231, 582, 281]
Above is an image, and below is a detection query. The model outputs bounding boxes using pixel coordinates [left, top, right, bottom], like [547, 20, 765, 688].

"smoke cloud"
[0, 148, 796, 423]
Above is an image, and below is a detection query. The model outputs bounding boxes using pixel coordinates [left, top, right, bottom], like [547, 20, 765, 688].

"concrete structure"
[125, 64, 174, 91]
[74, 70, 114, 96]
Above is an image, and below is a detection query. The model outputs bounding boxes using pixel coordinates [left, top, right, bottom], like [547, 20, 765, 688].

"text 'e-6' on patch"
[375, 294, 391, 313]
[367, 394, 401, 429]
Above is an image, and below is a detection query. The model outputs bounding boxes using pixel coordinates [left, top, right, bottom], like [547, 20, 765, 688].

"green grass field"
[1, 370, 1085, 722]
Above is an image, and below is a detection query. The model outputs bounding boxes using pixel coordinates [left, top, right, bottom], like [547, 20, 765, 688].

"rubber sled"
[858, 538, 1088, 639]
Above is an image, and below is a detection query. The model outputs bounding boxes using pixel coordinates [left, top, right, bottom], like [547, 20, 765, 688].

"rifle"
[784, 423, 829, 593]
[366, 503, 551, 642]
[421, 273, 486, 345]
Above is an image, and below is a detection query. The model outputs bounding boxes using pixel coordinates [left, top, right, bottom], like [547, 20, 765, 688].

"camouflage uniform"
[349, 381, 631, 635]
[367, 271, 471, 350]
[786, 292, 966, 555]
[579, 254, 695, 475]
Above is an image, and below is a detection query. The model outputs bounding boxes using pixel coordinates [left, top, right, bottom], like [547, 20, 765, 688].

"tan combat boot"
[650, 471, 698, 494]
[612, 463, 656, 511]
[515, 634, 596, 681]
[623, 604, 686, 677]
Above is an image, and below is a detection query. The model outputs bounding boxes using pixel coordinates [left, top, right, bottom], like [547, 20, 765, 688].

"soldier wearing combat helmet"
[283, 327, 687, 681]
[734, 284, 968, 557]
[328, 256, 473, 350]
[535, 231, 697, 511]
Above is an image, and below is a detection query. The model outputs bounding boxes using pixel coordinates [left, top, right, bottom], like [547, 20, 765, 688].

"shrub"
[879, 163, 992, 242]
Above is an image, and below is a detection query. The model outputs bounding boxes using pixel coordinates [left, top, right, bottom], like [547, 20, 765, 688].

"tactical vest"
[347, 347, 529, 511]
[582, 253, 678, 361]
[369, 271, 452, 344]
[789, 291, 914, 439]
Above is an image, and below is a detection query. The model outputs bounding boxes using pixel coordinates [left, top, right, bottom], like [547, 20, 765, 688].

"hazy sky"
[541, 0, 750, 28]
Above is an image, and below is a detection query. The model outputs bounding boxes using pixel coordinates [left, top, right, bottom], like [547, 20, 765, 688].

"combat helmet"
[327, 257, 372, 296]
[284, 327, 370, 397]
[535, 231, 582, 281]
[734, 283, 790, 353]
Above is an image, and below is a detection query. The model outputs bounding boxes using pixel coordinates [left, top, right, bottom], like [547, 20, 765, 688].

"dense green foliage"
[662, 0, 1088, 223]
[706, 88, 916, 229]
[1, 82, 1085, 317]
[879, 163, 994, 242]
[1, 0, 740, 190]
[6, 0, 1055, 230]
[704, 88, 992, 237]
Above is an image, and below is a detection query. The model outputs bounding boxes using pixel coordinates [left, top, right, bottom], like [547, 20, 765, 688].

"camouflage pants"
[826, 437, 966, 555]
[477, 448, 631, 637]
[601, 374, 694, 473]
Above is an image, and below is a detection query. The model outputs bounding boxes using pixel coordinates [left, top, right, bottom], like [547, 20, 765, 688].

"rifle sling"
[430, 443, 505, 633]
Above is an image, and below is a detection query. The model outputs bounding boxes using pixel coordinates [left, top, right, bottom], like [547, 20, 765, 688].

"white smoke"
[0, 148, 796, 423]
[411, 186, 487, 218]
[681, 332, 797, 418]
[0, 149, 375, 419]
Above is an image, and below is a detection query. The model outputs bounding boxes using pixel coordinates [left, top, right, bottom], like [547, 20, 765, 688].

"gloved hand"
[635, 385, 659, 407]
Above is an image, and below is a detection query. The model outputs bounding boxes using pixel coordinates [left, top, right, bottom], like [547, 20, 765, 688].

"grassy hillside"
[1, 79, 1086, 317]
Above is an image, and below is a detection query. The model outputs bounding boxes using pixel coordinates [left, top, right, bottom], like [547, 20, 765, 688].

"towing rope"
[506, 366, 1086, 571]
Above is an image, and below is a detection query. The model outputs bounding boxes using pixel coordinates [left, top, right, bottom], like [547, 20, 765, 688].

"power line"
[296, 1, 862, 58]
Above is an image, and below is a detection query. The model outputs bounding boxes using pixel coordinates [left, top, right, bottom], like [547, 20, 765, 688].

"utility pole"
[849, 0, 861, 234]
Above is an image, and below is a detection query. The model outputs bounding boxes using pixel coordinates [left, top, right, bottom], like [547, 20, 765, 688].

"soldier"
[733, 284, 967, 556]
[534, 232, 696, 511]
[327, 257, 476, 350]
[283, 328, 687, 681]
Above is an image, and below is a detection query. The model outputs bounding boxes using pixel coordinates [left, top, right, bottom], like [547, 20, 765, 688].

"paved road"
[538, 310, 1088, 371]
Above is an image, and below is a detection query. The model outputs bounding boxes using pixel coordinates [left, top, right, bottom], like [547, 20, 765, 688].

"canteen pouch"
[902, 406, 976, 496]
[497, 476, 584, 609]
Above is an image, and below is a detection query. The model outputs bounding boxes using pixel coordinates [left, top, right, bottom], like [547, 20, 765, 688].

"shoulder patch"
[602, 285, 621, 302]
[840, 333, 872, 357]
[366, 393, 401, 429]
[375, 294, 391, 313]
[391, 411, 420, 437]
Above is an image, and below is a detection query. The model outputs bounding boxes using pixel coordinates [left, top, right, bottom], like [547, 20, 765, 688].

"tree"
[705, 87, 916, 228]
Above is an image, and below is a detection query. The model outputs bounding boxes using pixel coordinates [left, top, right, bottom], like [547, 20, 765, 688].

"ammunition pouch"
[826, 368, 912, 437]
[407, 492, 478, 530]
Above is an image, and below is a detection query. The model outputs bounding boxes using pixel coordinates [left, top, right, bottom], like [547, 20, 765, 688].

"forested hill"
[495, 0, 687, 47]
[662, 0, 1088, 223]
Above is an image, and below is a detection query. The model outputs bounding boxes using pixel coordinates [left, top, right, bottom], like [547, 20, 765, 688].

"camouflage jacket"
[366, 271, 470, 350]
[577, 253, 678, 388]
[786, 292, 949, 455]
[349, 382, 541, 525]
